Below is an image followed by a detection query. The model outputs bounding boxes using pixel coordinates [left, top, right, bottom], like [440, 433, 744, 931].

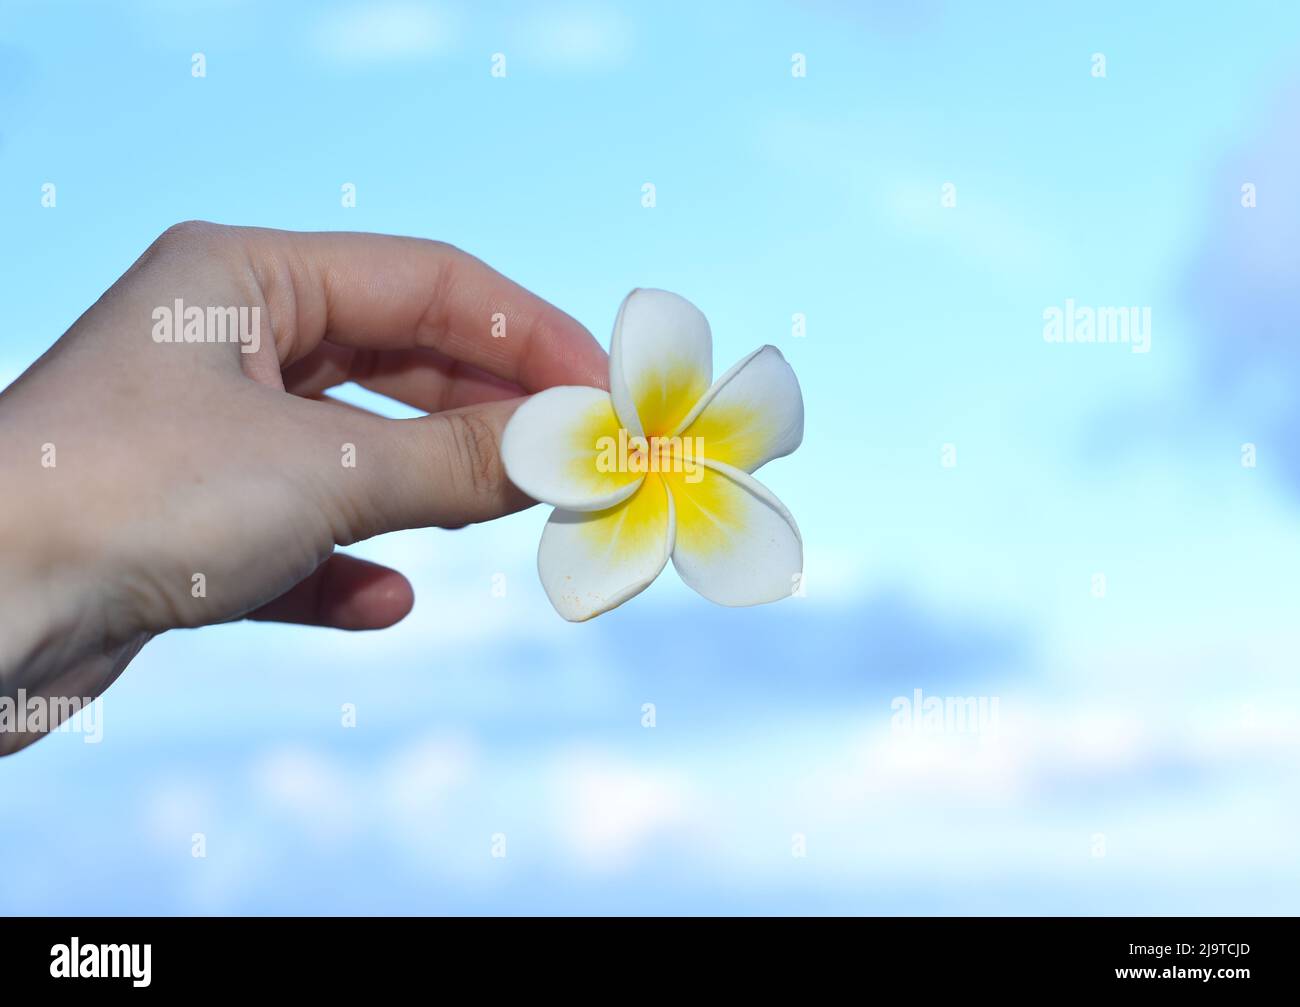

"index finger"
[233, 227, 609, 393]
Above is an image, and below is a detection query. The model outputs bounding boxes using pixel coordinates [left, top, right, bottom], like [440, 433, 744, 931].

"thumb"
[324, 396, 534, 539]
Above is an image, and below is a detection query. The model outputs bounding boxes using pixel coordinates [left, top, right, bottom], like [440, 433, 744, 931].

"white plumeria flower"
[501, 289, 805, 621]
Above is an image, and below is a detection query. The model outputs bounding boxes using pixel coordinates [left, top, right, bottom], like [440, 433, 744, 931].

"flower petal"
[665, 460, 802, 607]
[609, 289, 712, 438]
[502, 385, 643, 511]
[675, 345, 804, 473]
[538, 475, 675, 621]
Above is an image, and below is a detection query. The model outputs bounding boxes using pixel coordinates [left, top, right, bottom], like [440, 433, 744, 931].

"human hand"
[0, 222, 607, 754]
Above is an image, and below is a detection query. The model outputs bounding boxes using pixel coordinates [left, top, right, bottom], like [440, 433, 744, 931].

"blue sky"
[2, 0, 1299, 914]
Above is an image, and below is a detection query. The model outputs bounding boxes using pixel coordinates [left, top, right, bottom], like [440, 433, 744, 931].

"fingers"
[283, 343, 522, 412]
[246, 554, 414, 630]
[319, 395, 534, 539]
[232, 227, 609, 392]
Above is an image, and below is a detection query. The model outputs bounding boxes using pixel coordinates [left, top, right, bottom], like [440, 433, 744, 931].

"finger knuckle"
[411, 240, 467, 350]
[436, 412, 504, 504]
[424, 238, 459, 258]
[152, 219, 227, 252]
[139, 221, 247, 284]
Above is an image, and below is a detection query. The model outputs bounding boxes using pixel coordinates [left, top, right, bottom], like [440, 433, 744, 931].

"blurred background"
[3, 0, 1299, 914]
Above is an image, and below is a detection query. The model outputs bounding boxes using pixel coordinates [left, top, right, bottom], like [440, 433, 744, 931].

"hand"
[0, 222, 607, 754]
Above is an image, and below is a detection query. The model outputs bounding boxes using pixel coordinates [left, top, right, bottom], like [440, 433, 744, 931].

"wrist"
[0, 465, 108, 685]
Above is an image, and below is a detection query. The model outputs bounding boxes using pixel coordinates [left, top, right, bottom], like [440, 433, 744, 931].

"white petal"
[675, 345, 804, 473]
[502, 385, 642, 512]
[609, 288, 712, 438]
[538, 476, 675, 621]
[666, 460, 802, 607]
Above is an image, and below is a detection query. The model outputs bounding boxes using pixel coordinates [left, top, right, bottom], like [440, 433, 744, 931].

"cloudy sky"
[2, 0, 1299, 914]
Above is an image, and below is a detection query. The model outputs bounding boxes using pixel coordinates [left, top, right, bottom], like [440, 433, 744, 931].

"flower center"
[594, 431, 707, 483]
[632, 436, 676, 468]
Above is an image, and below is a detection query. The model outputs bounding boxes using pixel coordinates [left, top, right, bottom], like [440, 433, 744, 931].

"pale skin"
[0, 222, 609, 755]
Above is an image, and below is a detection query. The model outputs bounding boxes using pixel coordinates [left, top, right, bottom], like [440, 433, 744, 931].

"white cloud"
[514, 4, 631, 73]
[244, 733, 477, 848]
[550, 749, 697, 870]
[313, 2, 453, 65]
[92, 691, 1300, 911]
[379, 732, 475, 823]
[800, 542, 872, 600]
[253, 745, 360, 840]
[142, 776, 217, 844]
